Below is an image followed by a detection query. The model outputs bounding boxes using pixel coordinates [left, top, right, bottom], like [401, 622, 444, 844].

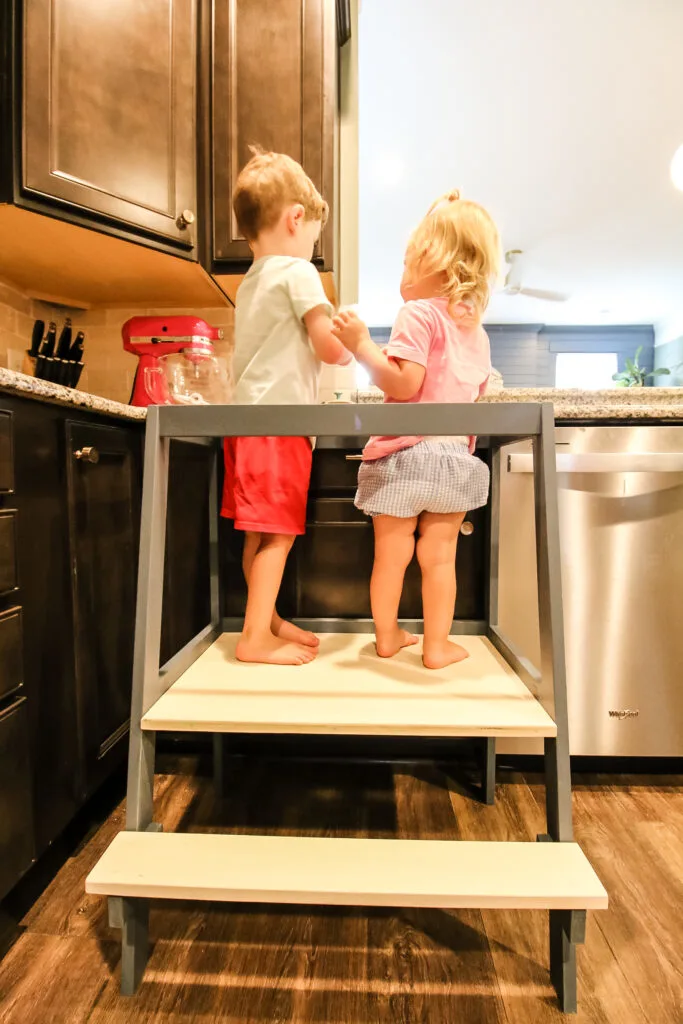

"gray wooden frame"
[114, 402, 583, 1012]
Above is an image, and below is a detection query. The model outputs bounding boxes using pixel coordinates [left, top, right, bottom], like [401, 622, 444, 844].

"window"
[356, 362, 372, 389]
[554, 352, 618, 390]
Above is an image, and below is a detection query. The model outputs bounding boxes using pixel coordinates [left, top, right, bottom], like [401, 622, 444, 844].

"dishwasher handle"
[508, 452, 683, 474]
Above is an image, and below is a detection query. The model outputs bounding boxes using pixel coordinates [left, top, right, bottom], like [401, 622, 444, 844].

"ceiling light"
[671, 144, 683, 192]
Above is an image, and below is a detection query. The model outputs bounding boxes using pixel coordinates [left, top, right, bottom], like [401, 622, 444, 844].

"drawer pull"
[0, 694, 26, 723]
[177, 209, 195, 229]
[74, 446, 99, 464]
[345, 454, 363, 461]
[460, 520, 474, 536]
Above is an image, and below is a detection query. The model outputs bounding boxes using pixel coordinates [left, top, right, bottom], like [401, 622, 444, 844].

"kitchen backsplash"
[0, 276, 235, 405]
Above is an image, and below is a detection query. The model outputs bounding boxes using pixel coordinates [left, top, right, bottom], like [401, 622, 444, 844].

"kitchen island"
[359, 384, 683, 421]
[3, 366, 683, 420]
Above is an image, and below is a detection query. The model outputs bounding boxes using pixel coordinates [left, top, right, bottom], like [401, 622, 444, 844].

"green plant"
[612, 347, 671, 387]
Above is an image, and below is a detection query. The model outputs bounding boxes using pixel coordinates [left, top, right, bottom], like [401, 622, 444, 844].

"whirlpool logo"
[609, 709, 640, 720]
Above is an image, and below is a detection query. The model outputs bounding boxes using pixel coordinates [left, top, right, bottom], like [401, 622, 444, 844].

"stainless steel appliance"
[498, 424, 683, 756]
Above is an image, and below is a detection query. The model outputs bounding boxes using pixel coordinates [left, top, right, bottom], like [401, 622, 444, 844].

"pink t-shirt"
[363, 297, 491, 461]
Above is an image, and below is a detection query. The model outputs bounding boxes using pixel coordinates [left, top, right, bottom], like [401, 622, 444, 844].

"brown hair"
[407, 191, 501, 322]
[232, 147, 328, 241]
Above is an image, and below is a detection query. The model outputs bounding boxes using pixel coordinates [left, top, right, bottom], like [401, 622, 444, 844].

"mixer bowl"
[145, 349, 233, 405]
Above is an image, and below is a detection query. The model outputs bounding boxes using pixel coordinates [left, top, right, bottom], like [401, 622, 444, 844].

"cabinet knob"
[177, 209, 195, 229]
[460, 520, 474, 536]
[74, 446, 99, 464]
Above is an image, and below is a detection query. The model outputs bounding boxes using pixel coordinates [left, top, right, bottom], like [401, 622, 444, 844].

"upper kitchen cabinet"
[22, 0, 198, 253]
[210, 0, 338, 271]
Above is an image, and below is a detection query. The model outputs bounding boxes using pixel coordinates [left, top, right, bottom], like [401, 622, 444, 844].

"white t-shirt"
[233, 255, 333, 405]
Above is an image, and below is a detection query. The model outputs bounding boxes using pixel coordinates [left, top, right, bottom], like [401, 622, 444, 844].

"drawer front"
[0, 607, 23, 701]
[298, 523, 374, 617]
[297, 524, 423, 619]
[308, 498, 366, 524]
[0, 510, 18, 595]
[0, 696, 35, 899]
[310, 450, 365, 495]
[0, 410, 13, 493]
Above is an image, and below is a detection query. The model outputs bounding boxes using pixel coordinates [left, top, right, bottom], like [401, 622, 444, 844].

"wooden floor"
[0, 755, 681, 1024]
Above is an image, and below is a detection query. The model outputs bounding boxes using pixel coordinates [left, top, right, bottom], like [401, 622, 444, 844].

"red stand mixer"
[123, 315, 229, 407]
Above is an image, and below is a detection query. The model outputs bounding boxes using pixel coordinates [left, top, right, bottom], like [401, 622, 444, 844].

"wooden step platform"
[86, 831, 607, 910]
[141, 633, 556, 738]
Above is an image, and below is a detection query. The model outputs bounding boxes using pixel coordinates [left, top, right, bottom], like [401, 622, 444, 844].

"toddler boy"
[222, 149, 351, 664]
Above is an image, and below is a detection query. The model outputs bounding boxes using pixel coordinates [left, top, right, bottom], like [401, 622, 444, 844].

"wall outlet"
[7, 348, 26, 373]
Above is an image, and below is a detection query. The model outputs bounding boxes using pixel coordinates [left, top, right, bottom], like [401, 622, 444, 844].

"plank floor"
[1, 756, 681, 1024]
[141, 633, 557, 737]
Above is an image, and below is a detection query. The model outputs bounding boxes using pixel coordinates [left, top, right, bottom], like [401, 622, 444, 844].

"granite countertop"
[2, 366, 683, 423]
[357, 386, 683, 420]
[0, 368, 146, 421]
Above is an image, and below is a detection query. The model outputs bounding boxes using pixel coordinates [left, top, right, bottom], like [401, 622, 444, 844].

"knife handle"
[43, 321, 57, 358]
[68, 331, 85, 362]
[30, 319, 45, 357]
[56, 318, 72, 359]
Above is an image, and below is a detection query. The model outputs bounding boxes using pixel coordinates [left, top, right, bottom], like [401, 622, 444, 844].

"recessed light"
[671, 144, 683, 192]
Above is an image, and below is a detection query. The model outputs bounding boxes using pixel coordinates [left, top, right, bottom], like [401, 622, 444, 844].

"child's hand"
[331, 310, 371, 355]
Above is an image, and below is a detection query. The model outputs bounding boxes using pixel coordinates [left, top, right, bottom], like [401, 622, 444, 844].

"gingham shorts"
[355, 441, 490, 518]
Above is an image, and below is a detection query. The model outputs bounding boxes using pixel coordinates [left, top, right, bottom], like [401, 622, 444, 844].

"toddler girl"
[331, 192, 500, 669]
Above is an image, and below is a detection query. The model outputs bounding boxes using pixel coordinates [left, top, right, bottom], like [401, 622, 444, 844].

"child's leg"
[237, 532, 317, 665]
[416, 511, 468, 669]
[242, 532, 318, 648]
[371, 514, 420, 657]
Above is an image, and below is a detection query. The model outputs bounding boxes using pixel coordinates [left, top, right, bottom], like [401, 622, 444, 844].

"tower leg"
[482, 737, 496, 805]
[119, 408, 169, 994]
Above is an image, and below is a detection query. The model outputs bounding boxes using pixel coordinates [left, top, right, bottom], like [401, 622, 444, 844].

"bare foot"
[272, 614, 319, 648]
[422, 640, 470, 670]
[376, 627, 419, 659]
[236, 632, 317, 666]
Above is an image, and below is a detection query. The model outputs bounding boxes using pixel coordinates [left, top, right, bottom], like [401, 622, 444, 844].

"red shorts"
[221, 436, 312, 536]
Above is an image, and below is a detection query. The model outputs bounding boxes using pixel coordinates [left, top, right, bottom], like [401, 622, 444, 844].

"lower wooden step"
[86, 832, 607, 911]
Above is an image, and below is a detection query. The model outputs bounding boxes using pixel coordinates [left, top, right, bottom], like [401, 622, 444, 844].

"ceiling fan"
[503, 250, 569, 302]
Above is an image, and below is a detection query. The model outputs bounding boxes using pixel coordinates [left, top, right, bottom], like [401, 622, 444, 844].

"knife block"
[21, 353, 37, 377]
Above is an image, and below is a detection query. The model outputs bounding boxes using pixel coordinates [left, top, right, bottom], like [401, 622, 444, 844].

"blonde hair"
[232, 147, 328, 242]
[406, 191, 501, 321]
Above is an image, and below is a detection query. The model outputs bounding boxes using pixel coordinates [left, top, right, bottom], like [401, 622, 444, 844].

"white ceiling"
[357, 0, 683, 334]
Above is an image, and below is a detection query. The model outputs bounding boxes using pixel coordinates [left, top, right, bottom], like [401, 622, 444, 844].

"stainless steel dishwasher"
[498, 424, 683, 756]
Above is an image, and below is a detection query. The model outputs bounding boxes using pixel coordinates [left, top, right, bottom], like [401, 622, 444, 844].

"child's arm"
[331, 310, 425, 400]
[304, 306, 354, 366]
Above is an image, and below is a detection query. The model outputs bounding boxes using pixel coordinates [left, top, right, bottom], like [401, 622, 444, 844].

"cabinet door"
[0, 696, 35, 900]
[161, 440, 213, 665]
[212, 0, 336, 267]
[66, 422, 141, 795]
[23, 0, 198, 250]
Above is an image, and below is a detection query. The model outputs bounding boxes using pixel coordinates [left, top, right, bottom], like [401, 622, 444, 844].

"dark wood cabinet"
[1, 0, 343, 291]
[22, 0, 198, 252]
[0, 393, 218, 900]
[7, 397, 81, 856]
[161, 440, 213, 664]
[221, 447, 489, 624]
[65, 422, 141, 796]
[0, 696, 35, 900]
[211, 0, 337, 269]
